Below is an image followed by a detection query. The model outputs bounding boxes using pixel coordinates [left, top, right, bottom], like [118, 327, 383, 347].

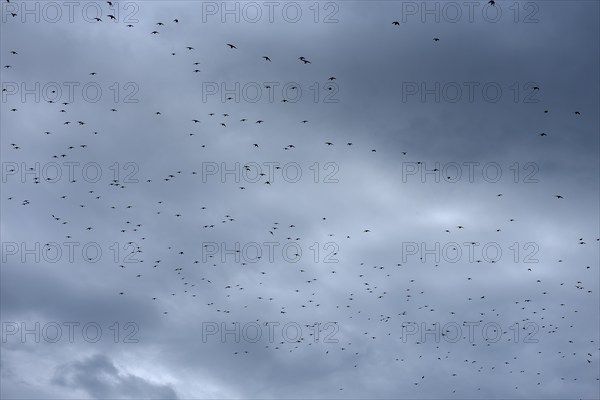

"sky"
[1, 1, 599, 399]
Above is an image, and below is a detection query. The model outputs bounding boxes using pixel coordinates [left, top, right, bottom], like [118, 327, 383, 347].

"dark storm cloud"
[1, 1, 598, 399]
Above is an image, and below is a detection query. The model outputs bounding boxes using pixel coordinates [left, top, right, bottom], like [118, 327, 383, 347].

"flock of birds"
[2, 0, 598, 398]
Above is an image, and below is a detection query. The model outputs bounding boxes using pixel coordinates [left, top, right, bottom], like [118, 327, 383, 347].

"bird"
[226, 43, 237, 49]
[262, 56, 271, 61]
[392, 21, 399, 25]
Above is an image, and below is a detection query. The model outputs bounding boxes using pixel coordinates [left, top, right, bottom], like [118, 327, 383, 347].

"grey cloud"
[1, 1, 598, 399]
[52, 354, 178, 399]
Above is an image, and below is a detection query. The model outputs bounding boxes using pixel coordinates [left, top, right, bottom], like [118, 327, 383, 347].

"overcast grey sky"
[1, 1, 599, 399]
